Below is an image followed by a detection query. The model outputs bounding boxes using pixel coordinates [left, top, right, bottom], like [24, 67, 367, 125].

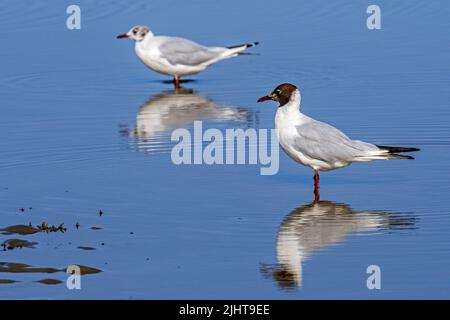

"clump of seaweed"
[35, 222, 67, 233]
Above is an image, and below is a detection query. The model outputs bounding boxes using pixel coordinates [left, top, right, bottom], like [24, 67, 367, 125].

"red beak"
[257, 95, 273, 103]
[117, 34, 129, 39]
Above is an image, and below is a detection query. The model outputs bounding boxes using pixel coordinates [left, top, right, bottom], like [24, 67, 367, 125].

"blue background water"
[0, 0, 449, 299]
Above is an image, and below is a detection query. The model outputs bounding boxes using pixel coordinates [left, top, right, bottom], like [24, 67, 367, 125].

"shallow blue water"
[0, 0, 449, 299]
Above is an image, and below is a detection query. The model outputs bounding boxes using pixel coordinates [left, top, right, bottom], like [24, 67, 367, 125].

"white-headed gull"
[257, 83, 419, 201]
[117, 25, 258, 88]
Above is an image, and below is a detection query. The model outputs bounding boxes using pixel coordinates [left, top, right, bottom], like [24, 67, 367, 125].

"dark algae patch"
[0, 279, 18, 284]
[67, 265, 102, 275]
[0, 262, 60, 274]
[0, 262, 102, 275]
[36, 278, 62, 285]
[0, 225, 39, 235]
[1, 239, 38, 251]
[1, 222, 66, 235]
[77, 246, 96, 251]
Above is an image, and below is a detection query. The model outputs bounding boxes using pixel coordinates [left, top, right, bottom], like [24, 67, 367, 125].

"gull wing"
[294, 120, 379, 163]
[158, 37, 222, 66]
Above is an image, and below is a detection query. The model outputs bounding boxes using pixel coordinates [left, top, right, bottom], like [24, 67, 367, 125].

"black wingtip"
[227, 42, 259, 49]
[244, 42, 259, 48]
[376, 145, 420, 153]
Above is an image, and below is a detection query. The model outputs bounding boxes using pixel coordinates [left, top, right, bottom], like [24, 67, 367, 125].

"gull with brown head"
[258, 83, 420, 202]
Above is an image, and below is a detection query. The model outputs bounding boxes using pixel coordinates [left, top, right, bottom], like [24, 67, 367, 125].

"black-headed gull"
[257, 83, 420, 201]
[117, 25, 258, 88]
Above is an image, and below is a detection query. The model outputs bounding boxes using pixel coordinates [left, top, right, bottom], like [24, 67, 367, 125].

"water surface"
[0, 0, 449, 299]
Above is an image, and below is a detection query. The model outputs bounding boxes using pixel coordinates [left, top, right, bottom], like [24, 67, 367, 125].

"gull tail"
[227, 42, 259, 50]
[376, 145, 420, 160]
[225, 42, 259, 57]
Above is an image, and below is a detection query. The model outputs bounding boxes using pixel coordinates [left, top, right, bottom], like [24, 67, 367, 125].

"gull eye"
[276, 89, 282, 95]
[133, 29, 138, 34]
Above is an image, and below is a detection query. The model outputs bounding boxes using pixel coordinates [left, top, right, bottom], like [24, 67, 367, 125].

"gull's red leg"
[314, 169, 320, 204]
[173, 76, 180, 89]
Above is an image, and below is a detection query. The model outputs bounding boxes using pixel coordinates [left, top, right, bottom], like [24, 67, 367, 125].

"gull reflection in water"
[122, 88, 253, 153]
[261, 200, 416, 289]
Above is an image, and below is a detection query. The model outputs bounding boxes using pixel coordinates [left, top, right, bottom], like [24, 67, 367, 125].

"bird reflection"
[261, 200, 416, 289]
[128, 88, 251, 137]
[120, 88, 254, 153]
